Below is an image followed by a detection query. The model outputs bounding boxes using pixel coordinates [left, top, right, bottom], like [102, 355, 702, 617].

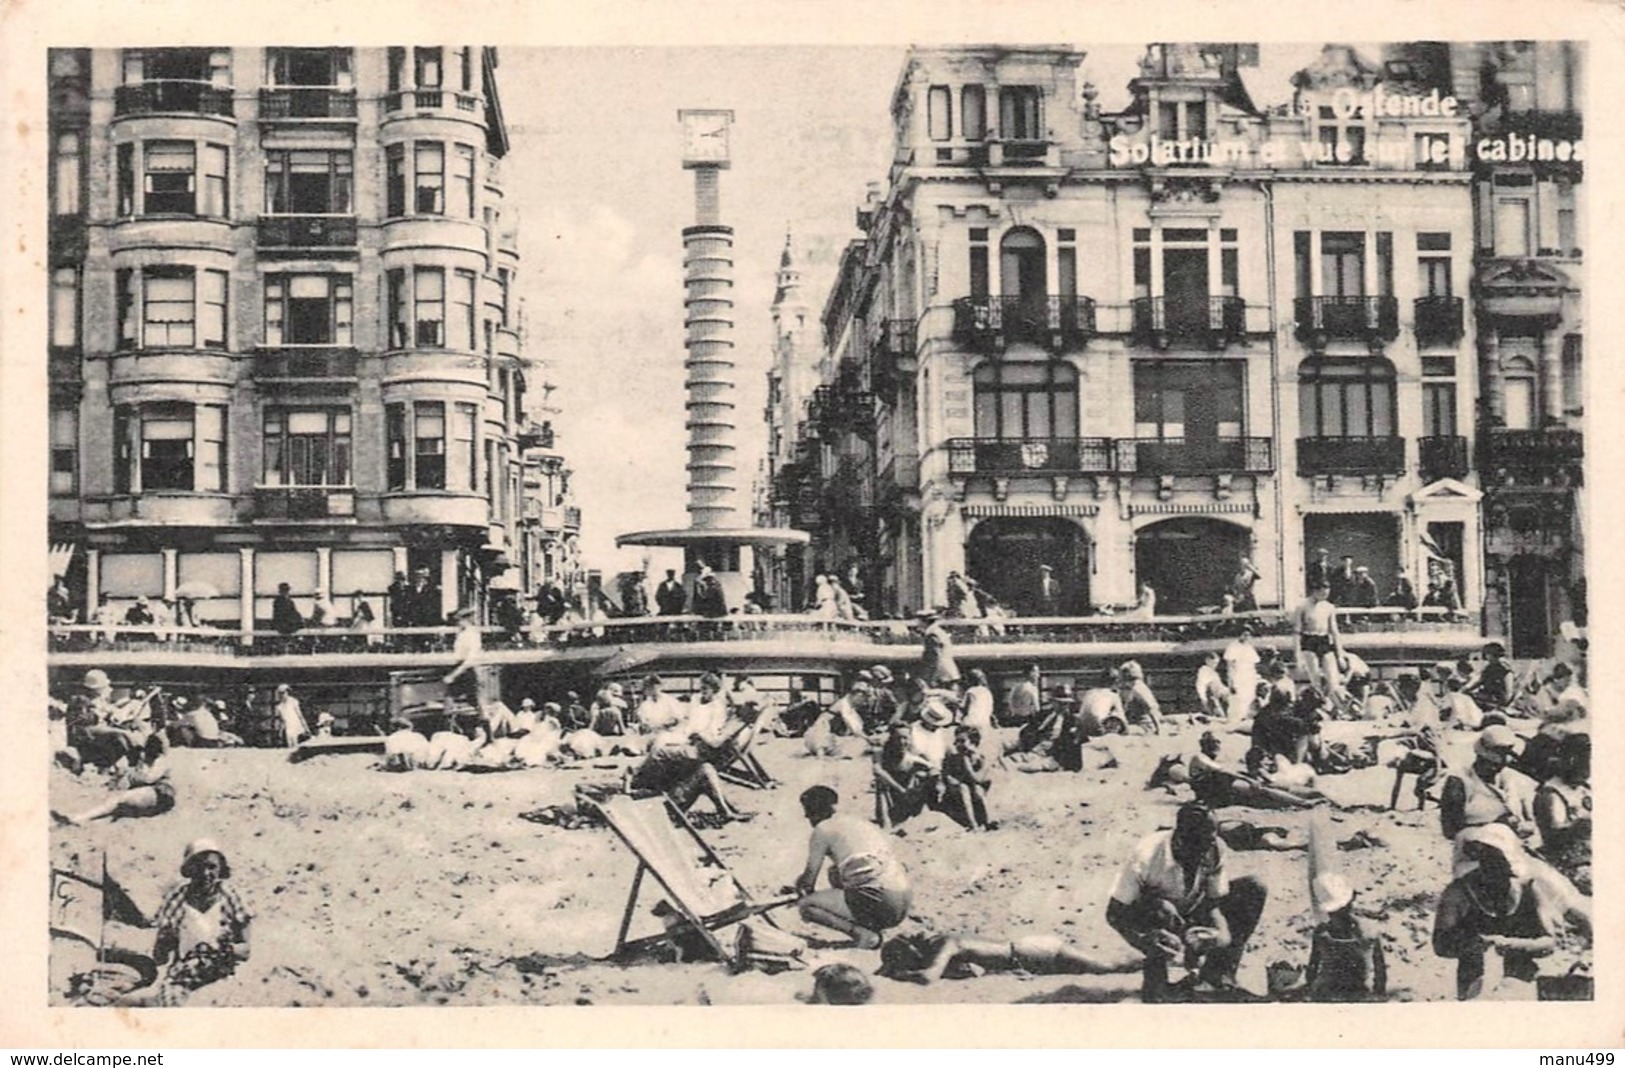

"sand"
[47, 718, 1588, 1006]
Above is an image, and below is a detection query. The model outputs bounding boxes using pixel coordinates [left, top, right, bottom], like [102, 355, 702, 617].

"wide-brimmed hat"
[869, 665, 894, 685]
[919, 700, 953, 728]
[1313, 872, 1355, 915]
[83, 669, 112, 692]
[1456, 822, 1527, 880]
[1475, 724, 1522, 760]
[180, 838, 231, 880]
[171, 695, 190, 711]
[455, 604, 478, 620]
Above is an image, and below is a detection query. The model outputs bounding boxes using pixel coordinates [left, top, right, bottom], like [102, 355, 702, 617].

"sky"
[499, 44, 1357, 573]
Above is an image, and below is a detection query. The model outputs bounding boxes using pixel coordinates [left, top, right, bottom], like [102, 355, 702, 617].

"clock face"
[682, 111, 731, 164]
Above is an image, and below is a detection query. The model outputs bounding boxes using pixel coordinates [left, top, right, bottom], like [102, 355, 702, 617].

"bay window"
[414, 142, 444, 213]
[265, 274, 353, 345]
[449, 269, 477, 350]
[388, 267, 473, 350]
[114, 402, 227, 493]
[263, 407, 351, 486]
[384, 140, 476, 218]
[116, 266, 228, 350]
[385, 400, 479, 491]
[116, 140, 229, 217]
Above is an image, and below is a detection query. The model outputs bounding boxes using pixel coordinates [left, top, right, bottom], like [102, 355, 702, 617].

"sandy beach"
[47, 717, 1587, 1007]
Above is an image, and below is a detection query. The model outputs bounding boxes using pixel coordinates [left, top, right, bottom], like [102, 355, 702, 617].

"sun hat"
[83, 669, 112, 692]
[455, 604, 478, 619]
[1456, 822, 1528, 880]
[870, 665, 894, 685]
[919, 700, 953, 728]
[1118, 660, 1145, 682]
[1313, 872, 1355, 915]
[1475, 724, 1521, 759]
[519, 698, 536, 709]
[180, 838, 231, 880]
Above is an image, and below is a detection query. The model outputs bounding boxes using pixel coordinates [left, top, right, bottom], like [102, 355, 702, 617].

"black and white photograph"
[2, 2, 1620, 1049]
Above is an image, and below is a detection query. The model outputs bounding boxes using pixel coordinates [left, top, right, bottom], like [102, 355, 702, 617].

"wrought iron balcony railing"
[947, 437, 1114, 476]
[254, 485, 356, 520]
[257, 215, 358, 249]
[1130, 295, 1248, 350]
[253, 346, 359, 380]
[259, 87, 358, 119]
[1414, 296, 1465, 347]
[1296, 436, 1406, 476]
[1480, 427, 1584, 485]
[114, 80, 234, 118]
[1293, 296, 1400, 347]
[1118, 437, 1274, 475]
[952, 295, 1095, 353]
[1418, 435, 1471, 483]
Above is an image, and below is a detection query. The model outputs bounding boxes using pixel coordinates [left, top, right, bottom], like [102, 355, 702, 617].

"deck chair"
[713, 745, 775, 790]
[590, 795, 794, 966]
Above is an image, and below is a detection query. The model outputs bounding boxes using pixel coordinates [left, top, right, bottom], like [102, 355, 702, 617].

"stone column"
[238, 548, 255, 644]
[1482, 329, 1503, 424]
[1540, 330, 1562, 423]
[440, 548, 459, 620]
[161, 548, 178, 601]
[85, 548, 100, 615]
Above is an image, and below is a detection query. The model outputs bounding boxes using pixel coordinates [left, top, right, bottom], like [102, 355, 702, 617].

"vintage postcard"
[0, 0, 1620, 1050]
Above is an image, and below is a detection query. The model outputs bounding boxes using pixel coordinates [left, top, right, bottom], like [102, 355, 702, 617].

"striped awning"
[1128, 502, 1254, 517]
[962, 503, 1099, 518]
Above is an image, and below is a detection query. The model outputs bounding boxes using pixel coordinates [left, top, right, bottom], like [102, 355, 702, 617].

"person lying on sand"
[53, 733, 175, 826]
[804, 962, 873, 1005]
[1179, 732, 1321, 811]
[786, 785, 912, 950]
[876, 930, 1143, 984]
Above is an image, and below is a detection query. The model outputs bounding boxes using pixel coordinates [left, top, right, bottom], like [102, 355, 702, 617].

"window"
[51, 267, 78, 348]
[119, 141, 229, 217]
[117, 266, 229, 350]
[450, 269, 477, 350]
[1320, 232, 1365, 296]
[414, 142, 444, 213]
[927, 85, 952, 141]
[1418, 232, 1452, 296]
[415, 48, 443, 89]
[1502, 355, 1538, 430]
[414, 268, 445, 346]
[1135, 362, 1243, 440]
[262, 408, 351, 486]
[53, 132, 81, 215]
[1495, 196, 1532, 257]
[265, 48, 352, 87]
[961, 85, 987, 140]
[50, 407, 77, 496]
[265, 274, 353, 345]
[265, 150, 353, 214]
[496, 267, 512, 327]
[387, 47, 405, 93]
[999, 86, 1042, 140]
[452, 402, 478, 491]
[1293, 231, 1312, 299]
[114, 402, 227, 493]
[1562, 335, 1582, 416]
[453, 144, 476, 217]
[386, 144, 406, 216]
[1423, 381, 1457, 438]
[1316, 105, 1367, 165]
[459, 47, 474, 92]
[386, 404, 407, 489]
[968, 228, 989, 299]
[972, 358, 1078, 440]
[122, 48, 230, 86]
[415, 402, 446, 489]
[1298, 360, 1397, 438]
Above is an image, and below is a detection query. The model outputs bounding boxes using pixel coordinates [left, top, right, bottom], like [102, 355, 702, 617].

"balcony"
[518, 421, 556, 450]
[253, 347, 359, 381]
[257, 215, 358, 250]
[1480, 427, 1584, 487]
[1118, 437, 1273, 476]
[1131, 296, 1248, 350]
[1419, 435, 1471, 483]
[564, 506, 582, 530]
[1414, 296, 1465, 347]
[871, 319, 917, 394]
[259, 87, 358, 120]
[991, 138, 1053, 166]
[1296, 436, 1406, 477]
[947, 437, 1114, 477]
[384, 90, 482, 113]
[254, 486, 356, 521]
[929, 142, 991, 167]
[1293, 296, 1400, 349]
[114, 81, 234, 118]
[951, 295, 1095, 353]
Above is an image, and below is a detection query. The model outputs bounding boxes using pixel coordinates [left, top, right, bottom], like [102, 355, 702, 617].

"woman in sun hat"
[1301, 872, 1387, 1001]
[118, 839, 252, 1006]
[1440, 723, 1535, 877]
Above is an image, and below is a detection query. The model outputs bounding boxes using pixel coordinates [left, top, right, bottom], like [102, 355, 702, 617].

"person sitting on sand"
[1297, 873, 1387, 1002]
[787, 785, 912, 949]
[877, 929, 1142, 984]
[1195, 652, 1229, 719]
[119, 840, 252, 1007]
[873, 723, 931, 826]
[1440, 724, 1536, 877]
[1106, 801, 1269, 1001]
[53, 733, 175, 826]
[805, 679, 873, 756]
[628, 717, 750, 824]
[634, 674, 685, 734]
[590, 683, 629, 736]
[939, 725, 993, 830]
[1433, 823, 1590, 1001]
[1116, 661, 1161, 734]
[1534, 733, 1591, 895]
[1076, 670, 1126, 739]
[382, 719, 430, 771]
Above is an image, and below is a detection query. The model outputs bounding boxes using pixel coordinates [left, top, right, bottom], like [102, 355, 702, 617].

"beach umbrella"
[173, 580, 220, 599]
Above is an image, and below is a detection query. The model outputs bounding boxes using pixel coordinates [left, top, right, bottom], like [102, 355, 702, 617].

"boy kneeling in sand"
[786, 786, 912, 949]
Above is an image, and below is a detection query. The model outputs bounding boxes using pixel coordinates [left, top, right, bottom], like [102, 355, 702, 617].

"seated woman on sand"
[118, 840, 252, 1007]
[938, 725, 993, 830]
[53, 733, 175, 826]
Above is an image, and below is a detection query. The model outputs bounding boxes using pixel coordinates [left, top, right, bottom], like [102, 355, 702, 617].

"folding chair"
[590, 795, 795, 966]
[713, 745, 775, 790]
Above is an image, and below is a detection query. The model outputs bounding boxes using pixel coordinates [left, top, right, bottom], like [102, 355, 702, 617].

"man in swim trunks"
[1292, 582, 1344, 693]
[789, 785, 912, 949]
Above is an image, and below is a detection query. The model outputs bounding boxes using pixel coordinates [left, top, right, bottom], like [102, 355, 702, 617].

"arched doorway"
[965, 517, 1088, 616]
[1134, 517, 1250, 615]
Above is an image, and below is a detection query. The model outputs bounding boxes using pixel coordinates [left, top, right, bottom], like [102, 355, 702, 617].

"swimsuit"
[838, 852, 911, 931]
